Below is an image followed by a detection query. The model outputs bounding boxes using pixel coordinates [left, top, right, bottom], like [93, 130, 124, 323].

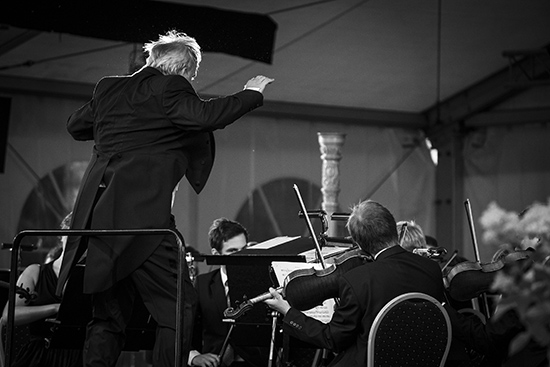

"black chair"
[0, 323, 29, 367]
[367, 292, 451, 367]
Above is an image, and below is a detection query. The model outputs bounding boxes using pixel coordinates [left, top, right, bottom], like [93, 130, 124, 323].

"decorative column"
[318, 132, 346, 237]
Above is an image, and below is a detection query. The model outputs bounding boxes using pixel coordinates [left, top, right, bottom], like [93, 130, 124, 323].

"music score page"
[271, 261, 336, 324]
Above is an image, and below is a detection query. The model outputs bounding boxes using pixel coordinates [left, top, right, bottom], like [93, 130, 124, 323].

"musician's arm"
[0, 264, 60, 326]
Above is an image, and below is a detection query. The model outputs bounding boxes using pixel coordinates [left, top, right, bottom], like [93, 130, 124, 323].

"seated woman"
[396, 220, 427, 252]
[1, 212, 82, 367]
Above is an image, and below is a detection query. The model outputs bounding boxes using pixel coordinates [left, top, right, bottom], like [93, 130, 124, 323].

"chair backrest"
[367, 292, 452, 367]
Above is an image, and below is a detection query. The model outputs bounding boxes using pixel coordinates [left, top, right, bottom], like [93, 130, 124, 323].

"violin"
[0, 280, 38, 304]
[224, 247, 371, 319]
[412, 246, 448, 260]
[283, 247, 371, 310]
[443, 249, 533, 302]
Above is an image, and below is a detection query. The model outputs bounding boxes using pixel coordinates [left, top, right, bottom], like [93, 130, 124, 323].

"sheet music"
[299, 246, 349, 263]
[249, 236, 301, 249]
[271, 261, 335, 323]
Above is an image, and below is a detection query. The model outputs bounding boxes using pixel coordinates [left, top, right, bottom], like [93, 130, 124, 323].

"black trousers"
[83, 237, 197, 367]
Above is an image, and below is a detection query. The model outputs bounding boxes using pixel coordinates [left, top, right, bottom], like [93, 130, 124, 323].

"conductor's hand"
[263, 287, 291, 316]
[244, 75, 275, 93]
[191, 353, 220, 367]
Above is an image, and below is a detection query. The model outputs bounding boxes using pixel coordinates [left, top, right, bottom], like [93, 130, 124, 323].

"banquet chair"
[0, 322, 30, 367]
[367, 292, 451, 367]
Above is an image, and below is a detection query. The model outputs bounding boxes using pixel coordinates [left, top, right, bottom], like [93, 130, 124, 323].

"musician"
[396, 220, 428, 252]
[190, 218, 266, 367]
[57, 29, 274, 367]
[398, 222, 530, 366]
[1, 213, 82, 367]
[264, 199, 473, 367]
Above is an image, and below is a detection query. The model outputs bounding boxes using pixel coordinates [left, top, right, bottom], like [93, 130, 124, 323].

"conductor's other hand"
[191, 353, 220, 367]
[244, 75, 274, 93]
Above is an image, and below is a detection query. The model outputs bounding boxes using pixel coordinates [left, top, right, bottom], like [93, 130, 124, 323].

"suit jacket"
[57, 67, 263, 294]
[193, 269, 267, 367]
[282, 245, 448, 367]
[193, 269, 228, 354]
[446, 306, 527, 366]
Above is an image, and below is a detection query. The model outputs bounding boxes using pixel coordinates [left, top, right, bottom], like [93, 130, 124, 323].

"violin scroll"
[223, 302, 253, 320]
[16, 284, 37, 304]
[223, 287, 284, 320]
[0, 281, 38, 304]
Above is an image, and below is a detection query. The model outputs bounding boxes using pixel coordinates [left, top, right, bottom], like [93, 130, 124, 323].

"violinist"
[264, 199, 470, 367]
[0, 213, 83, 367]
[397, 222, 472, 313]
[395, 221, 528, 366]
[189, 218, 266, 367]
[397, 221, 450, 263]
[396, 220, 428, 252]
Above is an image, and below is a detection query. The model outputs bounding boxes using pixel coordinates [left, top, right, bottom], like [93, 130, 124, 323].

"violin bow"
[217, 323, 235, 363]
[441, 250, 458, 272]
[292, 184, 327, 269]
[292, 184, 342, 316]
[464, 199, 482, 263]
[398, 222, 408, 247]
[464, 199, 492, 318]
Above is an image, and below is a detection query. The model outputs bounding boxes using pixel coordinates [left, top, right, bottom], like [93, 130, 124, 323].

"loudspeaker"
[0, 97, 11, 173]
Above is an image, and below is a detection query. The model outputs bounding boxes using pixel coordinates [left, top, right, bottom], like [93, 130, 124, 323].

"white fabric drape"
[0, 94, 436, 268]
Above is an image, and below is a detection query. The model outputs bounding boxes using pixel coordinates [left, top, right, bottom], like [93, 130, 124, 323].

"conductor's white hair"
[144, 30, 201, 79]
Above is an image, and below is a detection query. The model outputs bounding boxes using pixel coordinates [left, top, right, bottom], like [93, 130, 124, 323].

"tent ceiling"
[1, 0, 549, 126]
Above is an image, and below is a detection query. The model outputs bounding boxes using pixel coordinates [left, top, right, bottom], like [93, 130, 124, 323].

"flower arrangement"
[479, 199, 550, 361]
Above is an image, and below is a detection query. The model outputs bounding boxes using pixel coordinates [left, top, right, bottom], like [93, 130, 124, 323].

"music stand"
[204, 236, 318, 364]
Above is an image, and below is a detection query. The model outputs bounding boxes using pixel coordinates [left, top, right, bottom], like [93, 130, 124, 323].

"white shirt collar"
[374, 246, 393, 260]
[220, 266, 228, 287]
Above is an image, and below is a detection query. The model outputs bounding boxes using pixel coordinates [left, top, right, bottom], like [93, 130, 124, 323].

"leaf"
[524, 302, 550, 346]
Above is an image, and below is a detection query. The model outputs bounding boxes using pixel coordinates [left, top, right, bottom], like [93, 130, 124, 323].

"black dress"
[12, 262, 82, 367]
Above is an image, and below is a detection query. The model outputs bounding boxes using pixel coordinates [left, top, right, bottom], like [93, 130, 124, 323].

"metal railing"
[3, 228, 187, 367]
